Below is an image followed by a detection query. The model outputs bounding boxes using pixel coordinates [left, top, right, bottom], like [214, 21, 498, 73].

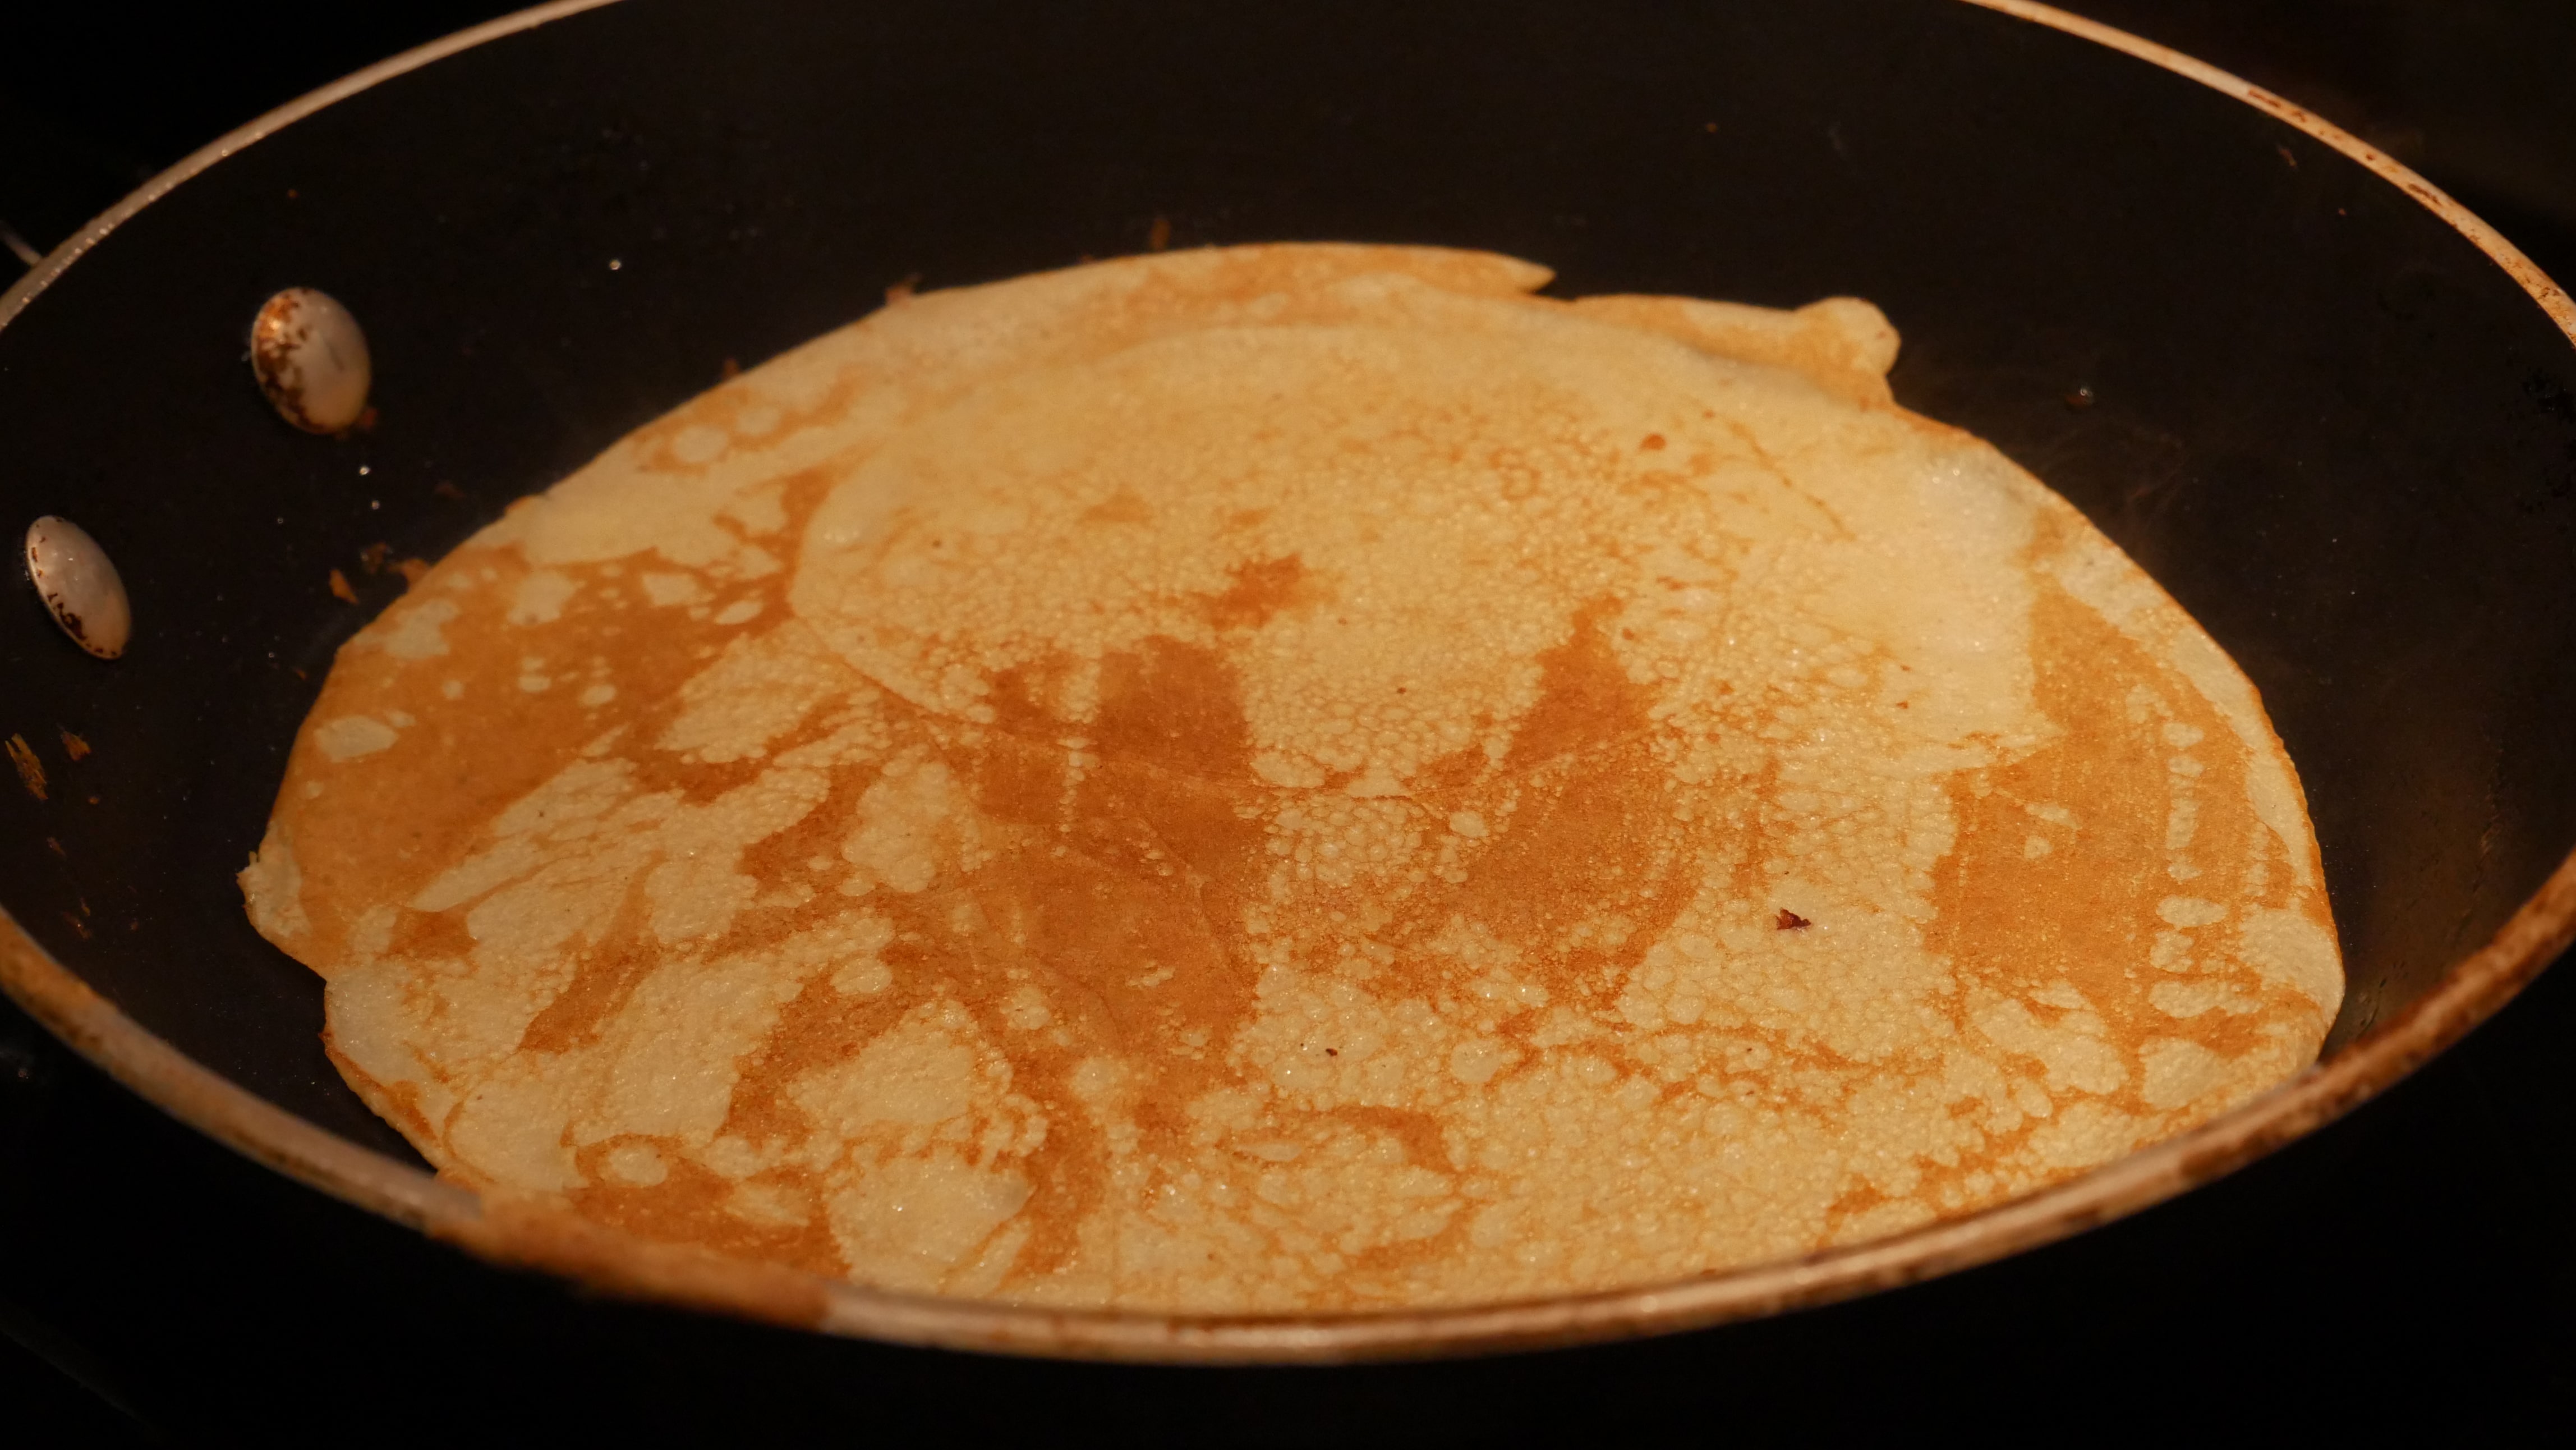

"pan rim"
[3, 0, 2573, 1364]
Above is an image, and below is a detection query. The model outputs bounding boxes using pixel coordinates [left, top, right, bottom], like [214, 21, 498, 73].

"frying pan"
[3, 0, 2573, 1362]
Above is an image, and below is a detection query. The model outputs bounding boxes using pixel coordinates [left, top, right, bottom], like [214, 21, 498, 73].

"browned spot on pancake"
[517, 877, 660, 1055]
[710, 638, 1276, 1285]
[1929, 524, 2302, 1146]
[1402, 731, 1504, 807]
[619, 698, 813, 807]
[726, 754, 891, 923]
[985, 658, 1070, 737]
[967, 658, 1078, 828]
[1319, 1108, 1474, 1297]
[1451, 600, 1696, 999]
[1502, 599, 1646, 772]
[274, 552, 742, 963]
[1331, 1103, 1457, 1174]
[932, 896, 1123, 1282]
[1850, 1108, 2050, 1236]
[968, 729, 1069, 832]
[717, 952, 921, 1150]
[972, 820, 1243, 1051]
[1341, 1227, 1472, 1305]
[384, 903, 476, 963]
[569, 1149, 845, 1279]
[1002, 646, 1271, 1269]
[1081, 488, 1152, 526]
[1821, 1180, 1892, 1236]
[1022, 661, 1273, 1255]
[935, 884, 1129, 1279]
[1198, 555, 1315, 633]
[1928, 582, 2167, 1016]
[323, 1041, 444, 1147]
[1092, 636, 1255, 780]
[769, 464, 849, 535]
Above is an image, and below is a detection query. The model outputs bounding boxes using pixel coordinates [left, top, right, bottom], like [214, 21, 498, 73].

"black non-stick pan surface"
[3, 0, 2573, 1436]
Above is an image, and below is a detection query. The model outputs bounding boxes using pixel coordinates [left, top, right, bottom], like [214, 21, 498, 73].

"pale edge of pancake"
[238, 243, 2340, 1311]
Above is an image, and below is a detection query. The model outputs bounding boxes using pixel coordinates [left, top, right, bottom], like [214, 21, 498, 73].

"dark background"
[2, 1, 2570, 1439]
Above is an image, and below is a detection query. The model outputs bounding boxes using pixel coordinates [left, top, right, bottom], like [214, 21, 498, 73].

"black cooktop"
[3, 2, 2571, 1439]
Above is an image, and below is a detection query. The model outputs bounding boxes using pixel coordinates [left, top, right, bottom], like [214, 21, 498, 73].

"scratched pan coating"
[2, 0, 2572, 1358]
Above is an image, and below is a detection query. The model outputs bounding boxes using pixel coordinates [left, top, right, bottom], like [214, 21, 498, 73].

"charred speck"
[1775, 909, 1813, 930]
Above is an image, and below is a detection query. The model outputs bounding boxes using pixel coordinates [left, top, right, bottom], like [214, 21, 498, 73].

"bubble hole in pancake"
[240, 244, 2341, 1313]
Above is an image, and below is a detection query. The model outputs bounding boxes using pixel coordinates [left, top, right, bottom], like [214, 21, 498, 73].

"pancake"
[240, 244, 2341, 1311]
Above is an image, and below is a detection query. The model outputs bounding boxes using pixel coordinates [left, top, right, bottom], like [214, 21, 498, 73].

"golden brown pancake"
[241, 244, 2340, 1311]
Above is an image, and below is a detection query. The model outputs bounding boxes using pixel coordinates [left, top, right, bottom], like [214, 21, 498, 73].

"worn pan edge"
[3, 0, 2574, 1362]
[1966, 0, 2575, 337]
[0, 0, 623, 331]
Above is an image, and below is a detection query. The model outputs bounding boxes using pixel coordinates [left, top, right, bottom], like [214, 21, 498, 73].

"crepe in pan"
[241, 244, 2341, 1311]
